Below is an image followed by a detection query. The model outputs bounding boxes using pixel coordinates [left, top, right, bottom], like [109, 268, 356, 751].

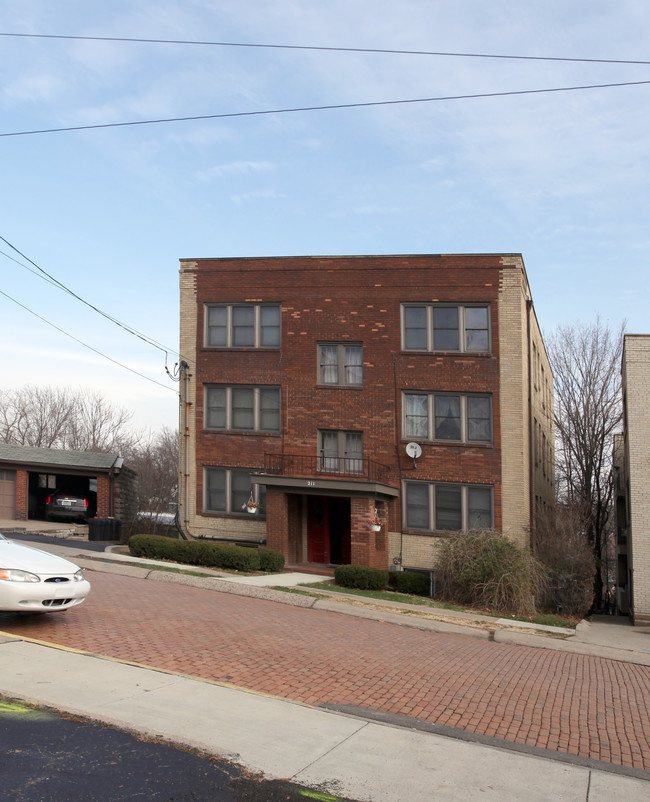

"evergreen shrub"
[334, 564, 389, 590]
[127, 534, 284, 573]
[389, 570, 431, 596]
[258, 547, 285, 572]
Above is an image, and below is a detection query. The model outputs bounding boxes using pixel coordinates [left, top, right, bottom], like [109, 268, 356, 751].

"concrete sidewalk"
[1, 529, 650, 800]
[1, 634, 648, 801]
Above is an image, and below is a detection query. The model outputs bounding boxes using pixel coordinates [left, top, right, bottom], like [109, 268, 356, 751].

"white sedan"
[0, 533, 91, 613]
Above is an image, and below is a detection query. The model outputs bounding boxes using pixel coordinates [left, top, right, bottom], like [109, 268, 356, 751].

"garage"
[0, 444, 137, 530]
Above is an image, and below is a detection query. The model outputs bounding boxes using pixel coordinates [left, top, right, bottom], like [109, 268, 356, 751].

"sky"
[1, 1, 649, 434]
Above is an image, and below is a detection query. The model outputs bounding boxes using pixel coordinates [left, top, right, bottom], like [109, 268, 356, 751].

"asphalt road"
[0, 698, 357, 802]
[8, 533, 115, 552]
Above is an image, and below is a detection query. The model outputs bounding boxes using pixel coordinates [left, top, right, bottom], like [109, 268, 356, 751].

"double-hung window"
[403, 393, 492, 443]
[205, 304, 280, 348]
[205, 386, 280, 432]
[204, 467, 265, 514]
[404, 481, 493, 531]
[318, 344, 363, 386]
[319, 431, 364, 474]
[402, 304, 490, 353]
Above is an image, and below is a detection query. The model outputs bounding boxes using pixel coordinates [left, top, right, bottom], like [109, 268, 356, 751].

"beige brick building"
[615, 335, 650, 625]
[178, 254, 554, 573]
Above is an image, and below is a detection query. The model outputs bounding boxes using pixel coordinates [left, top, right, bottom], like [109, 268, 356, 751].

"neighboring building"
[615, 334, 650, 625]
[178, 254, 554, 573]
[0, 444, 137, 530]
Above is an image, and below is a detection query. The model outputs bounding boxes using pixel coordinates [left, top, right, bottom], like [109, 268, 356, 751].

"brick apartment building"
[178, 254, 554, 573]
[614, 335, 650, 625]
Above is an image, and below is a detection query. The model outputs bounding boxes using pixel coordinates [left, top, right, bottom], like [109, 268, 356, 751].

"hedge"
[258, 547, 286, 572]
[127, 534, 285, 573]
[334, 564, 389, 590]
[389, 570, 431, 596]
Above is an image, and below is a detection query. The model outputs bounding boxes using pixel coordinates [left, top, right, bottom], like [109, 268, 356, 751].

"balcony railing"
[264, 453, 392, 484]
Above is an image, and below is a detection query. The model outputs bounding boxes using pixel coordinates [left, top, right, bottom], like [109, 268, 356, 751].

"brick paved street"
[2, 570, 649, 771]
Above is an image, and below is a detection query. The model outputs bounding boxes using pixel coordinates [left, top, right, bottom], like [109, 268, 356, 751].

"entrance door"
[329, 497, 351, 565]
[307, 496, 352, 565]
[307, 497, 330, 563]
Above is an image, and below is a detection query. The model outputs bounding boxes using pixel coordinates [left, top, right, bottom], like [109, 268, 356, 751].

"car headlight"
[73, 570, 85, 582]
[0, 568, 41, 583]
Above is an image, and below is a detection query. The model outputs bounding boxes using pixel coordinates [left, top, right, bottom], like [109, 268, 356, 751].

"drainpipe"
[110, 457, 124, 518]
[177, 361, 191, 540]
[392, 352, 404, 568]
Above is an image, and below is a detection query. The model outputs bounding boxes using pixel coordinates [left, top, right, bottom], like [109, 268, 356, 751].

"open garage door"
[28, 472, 97, 521]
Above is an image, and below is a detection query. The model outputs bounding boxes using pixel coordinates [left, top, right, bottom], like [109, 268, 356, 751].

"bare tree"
[535, 504, 595, 617]
[65, 390, 137, 453]
[0, 386, 76, 447]
[0, 385, 137, 453]
[546, 317, 624, 610]
[126, 427, 179, 521]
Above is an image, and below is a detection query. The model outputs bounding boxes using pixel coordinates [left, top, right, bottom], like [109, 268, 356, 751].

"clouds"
[0, 1, 649, 431]
[196, 159, 275, 180]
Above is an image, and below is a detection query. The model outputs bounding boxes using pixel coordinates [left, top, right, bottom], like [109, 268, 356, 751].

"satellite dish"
[405, 442, 422, 468]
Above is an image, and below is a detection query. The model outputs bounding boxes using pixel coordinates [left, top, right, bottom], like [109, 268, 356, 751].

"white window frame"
[205, 303, 281, 348]
[318, 430, 364, 474]
[205, 386, 280, 432]
[401, 304, 491, 353]
[318, 343, 363, 386]
[203, 467, 265, 515]
[403, 481, 494, 532]
[403, 392, 492, 443]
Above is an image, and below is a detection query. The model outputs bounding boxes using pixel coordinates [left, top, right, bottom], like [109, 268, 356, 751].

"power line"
[2, 79, 649, 138]
[0, 234, 177, 359]
[0, 287, 177, 393]
[1, 31, 649, 66]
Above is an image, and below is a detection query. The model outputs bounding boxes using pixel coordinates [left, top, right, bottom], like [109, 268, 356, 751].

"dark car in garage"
[45, 491, 89, 522]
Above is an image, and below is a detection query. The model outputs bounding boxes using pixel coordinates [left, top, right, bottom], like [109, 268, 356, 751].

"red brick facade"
[15, 470, 28, 521]
[179, 254, 553, 571]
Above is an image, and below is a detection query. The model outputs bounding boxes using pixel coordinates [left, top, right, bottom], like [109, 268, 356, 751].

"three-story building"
[178, 254, 554, 573]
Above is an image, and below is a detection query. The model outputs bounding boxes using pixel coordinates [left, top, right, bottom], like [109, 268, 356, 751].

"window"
[318, 344, 363, 386]
[404, 393, 492, 443]
[204, 467, 265, 514]
[319, 431, 364, 474]
[402, 304, 490, 353]
[205, 304, 280, 348]
[404, 481, 493, 531]
[205, 386, 280, 432]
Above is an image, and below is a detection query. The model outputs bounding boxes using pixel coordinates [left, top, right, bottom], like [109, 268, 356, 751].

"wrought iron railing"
[263, 453, 392, 484]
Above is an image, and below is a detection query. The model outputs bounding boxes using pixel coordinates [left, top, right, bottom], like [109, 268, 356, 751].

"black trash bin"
[109, 519, 122, 541]
[88, 518, 122, 541]
[88, 518, 105, 541]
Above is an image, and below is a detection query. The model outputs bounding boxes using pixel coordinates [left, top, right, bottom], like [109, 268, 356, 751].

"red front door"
[307, 497, 330, 563]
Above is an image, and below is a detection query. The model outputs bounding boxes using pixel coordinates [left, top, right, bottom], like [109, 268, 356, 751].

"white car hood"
[0, 540, 81, 575]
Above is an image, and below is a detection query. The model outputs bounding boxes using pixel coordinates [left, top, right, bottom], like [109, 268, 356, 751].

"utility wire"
[0, 288, 176, 393]
[1, 31, 650, 66]
[2, 79, 649, 138]
[0, 234, 177, 359]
